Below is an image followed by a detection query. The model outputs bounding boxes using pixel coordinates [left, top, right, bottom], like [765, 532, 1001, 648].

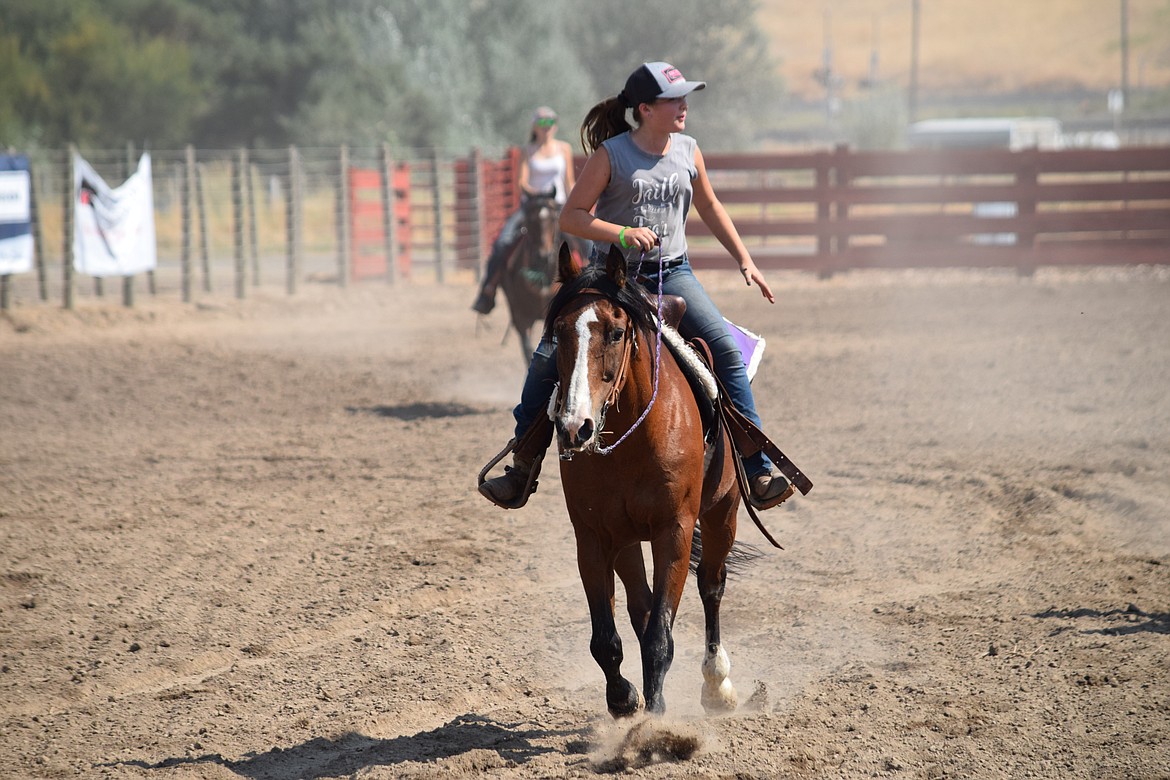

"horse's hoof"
[607, 681, 644, 718]
[701, 645, 738, 713]
[701, 678, 738, 714]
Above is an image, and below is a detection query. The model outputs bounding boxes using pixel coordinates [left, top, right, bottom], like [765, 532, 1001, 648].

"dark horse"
[545, 244, 744, 717]
[498, 192, 564, 361]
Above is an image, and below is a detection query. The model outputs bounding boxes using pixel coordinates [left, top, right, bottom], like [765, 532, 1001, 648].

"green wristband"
[619, 226, 630, 249]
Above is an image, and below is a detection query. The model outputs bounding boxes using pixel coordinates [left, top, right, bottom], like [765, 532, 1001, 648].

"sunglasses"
[535, 118, 557, 127]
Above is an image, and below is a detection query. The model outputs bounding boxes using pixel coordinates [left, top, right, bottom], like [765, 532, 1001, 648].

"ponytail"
[580, 96, 633, 155]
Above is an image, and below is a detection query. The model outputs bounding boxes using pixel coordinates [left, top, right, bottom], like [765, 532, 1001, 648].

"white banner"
[0, 168, 33, 275]
[73, 153, 157, 277]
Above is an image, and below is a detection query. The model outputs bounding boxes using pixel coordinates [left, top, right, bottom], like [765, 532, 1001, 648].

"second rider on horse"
[472, 106, 576, 316]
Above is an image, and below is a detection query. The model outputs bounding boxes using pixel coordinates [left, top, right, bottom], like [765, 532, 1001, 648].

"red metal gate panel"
[349, 167, 384, 281]
[348, 163, 413, 281]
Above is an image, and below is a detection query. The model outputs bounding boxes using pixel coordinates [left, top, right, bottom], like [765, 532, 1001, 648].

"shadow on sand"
[346, 402, 490, 421]
[102, 713, 588, 778]
[1032, 604, 1170, 636]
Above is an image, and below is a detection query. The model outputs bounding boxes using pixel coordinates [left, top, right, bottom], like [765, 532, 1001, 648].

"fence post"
[1015, 147, 1039, 277]
[470, 148, 485, 281]
[195, 160, 211, 292]
[64, 146, 75, 310]
[833, 143, 851, 258]
[29, 159, 47, 301]
[337, 144, 351, 287]
[232, 148, 246, 299]
[181, 145, 194, 302]
[94, 216, 104, 298]
[246, 156, 259, 287]
[120, 143, 135, 307]
[431, 149, 445, 283]
[382, 145, 398, 285]
[814, 150, 832, 276]
[286, 144, 301, 295]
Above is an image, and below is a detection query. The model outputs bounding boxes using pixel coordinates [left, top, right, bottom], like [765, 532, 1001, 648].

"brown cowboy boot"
[471, 252, 507, 314]
[479, 416, 553, 509]
[748, 468, 796, 510]
[471, 281, 498, 315]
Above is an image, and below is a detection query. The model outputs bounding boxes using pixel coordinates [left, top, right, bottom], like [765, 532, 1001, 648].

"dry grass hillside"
[758, 0, 1170, 99]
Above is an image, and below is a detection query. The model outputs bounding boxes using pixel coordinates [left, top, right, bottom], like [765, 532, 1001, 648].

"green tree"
[463, 0, 594, 150]
[0, 0, 202, 148]
[0, 0, 786, 151]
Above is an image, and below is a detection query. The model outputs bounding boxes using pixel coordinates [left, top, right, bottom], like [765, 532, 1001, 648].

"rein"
[595, 249, 665, 456]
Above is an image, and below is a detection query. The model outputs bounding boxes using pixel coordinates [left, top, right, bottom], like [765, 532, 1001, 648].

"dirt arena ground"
[2, 265, 1167, 779]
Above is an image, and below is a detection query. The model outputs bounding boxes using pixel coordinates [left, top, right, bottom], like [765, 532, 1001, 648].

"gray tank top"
[593, 132, 697, 265]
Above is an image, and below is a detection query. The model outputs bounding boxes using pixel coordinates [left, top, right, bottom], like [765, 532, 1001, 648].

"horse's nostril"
[579, 419, 594, 443]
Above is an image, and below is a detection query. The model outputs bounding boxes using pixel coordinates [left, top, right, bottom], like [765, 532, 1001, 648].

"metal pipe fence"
[1, 145, 515, 310]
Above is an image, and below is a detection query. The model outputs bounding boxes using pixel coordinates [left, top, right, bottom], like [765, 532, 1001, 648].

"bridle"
[557, 250, 666, 458]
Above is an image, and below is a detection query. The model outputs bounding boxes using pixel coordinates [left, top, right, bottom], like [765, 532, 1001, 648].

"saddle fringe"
[659, 323, 718, 401]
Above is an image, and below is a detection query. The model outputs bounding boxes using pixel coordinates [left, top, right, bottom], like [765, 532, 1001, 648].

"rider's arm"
[517, 151, 533, 197]
[559, 149, 657, 252]
[692, 146, 775, 303]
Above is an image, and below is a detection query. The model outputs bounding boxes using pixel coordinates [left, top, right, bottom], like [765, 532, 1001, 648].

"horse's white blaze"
[561, 308, 599, 440]
[700, 644, 738, 713]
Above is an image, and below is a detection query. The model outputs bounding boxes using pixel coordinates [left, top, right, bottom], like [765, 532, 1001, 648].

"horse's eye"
[610, 328, 625, 343]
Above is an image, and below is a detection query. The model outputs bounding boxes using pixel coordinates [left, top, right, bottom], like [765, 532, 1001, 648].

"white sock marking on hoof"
[701, 645, 738, 713]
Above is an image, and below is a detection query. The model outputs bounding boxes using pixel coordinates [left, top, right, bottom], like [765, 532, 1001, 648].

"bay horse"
[545, 244, 744, 717]
[499, 192, 563, 361]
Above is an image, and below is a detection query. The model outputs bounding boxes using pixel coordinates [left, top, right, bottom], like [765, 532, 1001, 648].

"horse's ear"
[557, 242, 579, 283]
[605, 245, 627, 289]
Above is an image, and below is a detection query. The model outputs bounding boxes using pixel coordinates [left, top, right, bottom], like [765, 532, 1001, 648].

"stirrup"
[747, 471, 795, 511]
[477, 440, 543, 509]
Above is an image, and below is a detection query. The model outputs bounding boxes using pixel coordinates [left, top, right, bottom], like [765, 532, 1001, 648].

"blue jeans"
[482, 209, 525, 280]
[510, 259, 774, 477]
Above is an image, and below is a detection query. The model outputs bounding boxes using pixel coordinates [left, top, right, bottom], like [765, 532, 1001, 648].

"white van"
[906, 117, 1064, 151]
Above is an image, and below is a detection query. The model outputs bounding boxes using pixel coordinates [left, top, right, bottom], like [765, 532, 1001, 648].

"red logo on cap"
[662, 67, 683, 83]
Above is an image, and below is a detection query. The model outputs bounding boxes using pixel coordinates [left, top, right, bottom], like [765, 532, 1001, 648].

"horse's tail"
[689, 525, 763, 577]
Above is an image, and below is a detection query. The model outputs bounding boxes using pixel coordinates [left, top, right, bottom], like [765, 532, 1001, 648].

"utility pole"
[909, 0, 921, 122]
[868, 13, 880, 86]
[1120, 0, 1129, 105]
[813, 9, 843, 132]
[823, 9, 835, 122]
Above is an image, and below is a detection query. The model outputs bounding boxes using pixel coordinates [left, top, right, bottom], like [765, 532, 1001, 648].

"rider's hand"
[623, 226, 659, 252]
[739, 259, 775, 303]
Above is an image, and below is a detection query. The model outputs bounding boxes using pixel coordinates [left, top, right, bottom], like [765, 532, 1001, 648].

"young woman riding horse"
[471, 106, 576, 316]
[495, 190, 564, 361]
[479, 62, 794, 512]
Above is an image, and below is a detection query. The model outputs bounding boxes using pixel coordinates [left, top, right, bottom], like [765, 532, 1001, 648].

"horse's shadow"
[346, 403, 490, 421]
[103, 713, 588, 778]
[1032, 605, 1170, 636]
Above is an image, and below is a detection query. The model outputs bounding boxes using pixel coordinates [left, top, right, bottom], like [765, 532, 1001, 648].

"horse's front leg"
[614, 543, 652, 640]
[575, 526, 643, 718]
[696, 504, 739, 714]
[642, 524, 695, 714]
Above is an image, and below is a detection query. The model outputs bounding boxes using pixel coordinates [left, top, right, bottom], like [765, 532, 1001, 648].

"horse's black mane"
[542, 262, 658, 344]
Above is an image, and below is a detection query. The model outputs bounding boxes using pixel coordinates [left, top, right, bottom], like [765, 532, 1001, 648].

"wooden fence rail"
[2, 144, 1167, 310]
[687, 145, 1170, 271]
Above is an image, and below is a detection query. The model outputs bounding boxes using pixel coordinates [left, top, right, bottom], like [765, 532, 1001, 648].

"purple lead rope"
[596, 246, 665, 455]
